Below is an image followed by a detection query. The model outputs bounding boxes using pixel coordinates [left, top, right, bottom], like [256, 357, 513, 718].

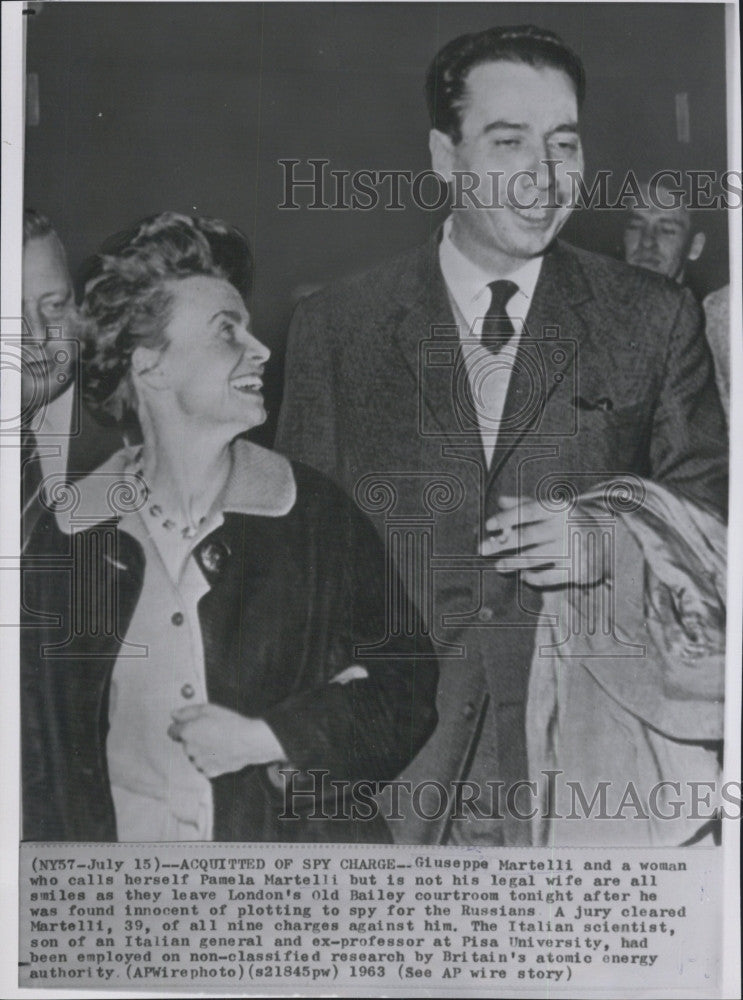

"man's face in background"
[622, 192, 705, 283]
[22, 232, 76, 414]
[430, 60, 584, 271]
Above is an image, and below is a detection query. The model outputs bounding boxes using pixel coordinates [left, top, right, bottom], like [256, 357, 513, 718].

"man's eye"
[41, 301, 68, 318]
[550, 139, 579, 152]
[495, 138, 521, 147]
[219, 322, 237, 341]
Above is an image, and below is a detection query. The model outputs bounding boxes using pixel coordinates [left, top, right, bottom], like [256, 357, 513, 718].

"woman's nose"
[245, 331, 271, 364]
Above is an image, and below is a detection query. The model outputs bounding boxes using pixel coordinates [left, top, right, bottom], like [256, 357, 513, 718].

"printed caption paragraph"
[20, 843, 720, 991]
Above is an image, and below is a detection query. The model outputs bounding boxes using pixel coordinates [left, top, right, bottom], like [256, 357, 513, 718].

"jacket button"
[463, 702, 477, 721]
[199, 540, 229, 576]
[171, 611, 184, 626]
[477, 607, 494, 622]
[180, 683, 195, 699]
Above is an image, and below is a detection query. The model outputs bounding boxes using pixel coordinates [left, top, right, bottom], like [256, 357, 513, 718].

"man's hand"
[168, 704, 286, 779]
[480, 494, 607, 588]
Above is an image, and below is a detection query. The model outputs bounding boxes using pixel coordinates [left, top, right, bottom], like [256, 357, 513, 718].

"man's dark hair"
[23, 208, 57, 245]
[425, 24, 586, 143]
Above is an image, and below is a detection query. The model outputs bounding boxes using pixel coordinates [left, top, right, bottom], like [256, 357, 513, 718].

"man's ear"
[429, 129, 456, 184]
[131, 345, 167, 388]
[688, 231, 706, 262]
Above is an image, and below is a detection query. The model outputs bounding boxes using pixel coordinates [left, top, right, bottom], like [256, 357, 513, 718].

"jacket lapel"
[390, 233, 482, 444]
[485, 241, 594, 492]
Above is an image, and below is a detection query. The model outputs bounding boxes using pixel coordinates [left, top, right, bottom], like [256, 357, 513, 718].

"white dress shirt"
[438, 217, 543, 467]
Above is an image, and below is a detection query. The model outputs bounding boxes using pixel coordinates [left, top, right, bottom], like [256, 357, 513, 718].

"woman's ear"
[131, 345, 167, 388]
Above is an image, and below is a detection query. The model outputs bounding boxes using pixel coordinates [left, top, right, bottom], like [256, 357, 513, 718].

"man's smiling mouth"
[510, 204, 559, 225]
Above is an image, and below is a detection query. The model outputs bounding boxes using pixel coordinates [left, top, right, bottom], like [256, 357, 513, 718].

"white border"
[1, 3, 740, 998]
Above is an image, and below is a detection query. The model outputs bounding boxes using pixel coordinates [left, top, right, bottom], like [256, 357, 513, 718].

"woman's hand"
[168, 704, 286, 778]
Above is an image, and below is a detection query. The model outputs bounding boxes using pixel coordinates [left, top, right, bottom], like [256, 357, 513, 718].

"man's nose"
[516, 146, 544, 185]
[640, 225, 657, 248]
[23, 306, 47, 345]
[533, 149, 555, 190]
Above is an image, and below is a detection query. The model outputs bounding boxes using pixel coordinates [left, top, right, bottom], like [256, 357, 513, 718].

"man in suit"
[21, 210, 117, 548]
[622, 178, 706, 285]
[276, 25, 727, 845]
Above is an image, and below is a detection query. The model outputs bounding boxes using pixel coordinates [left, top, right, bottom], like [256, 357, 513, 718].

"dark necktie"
[481, 279, 519, 354]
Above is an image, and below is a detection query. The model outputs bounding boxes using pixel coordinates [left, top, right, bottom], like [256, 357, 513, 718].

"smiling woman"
[21, 212, 439, 844]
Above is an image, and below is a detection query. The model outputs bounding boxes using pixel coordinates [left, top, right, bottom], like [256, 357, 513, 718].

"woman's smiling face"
[154, 274, 270, 435]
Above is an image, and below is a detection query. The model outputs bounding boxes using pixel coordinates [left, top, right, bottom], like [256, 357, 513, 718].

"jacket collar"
[392, 229, 593, 312]
[57, 438, 296, 534]
[390, 232, 594, 420]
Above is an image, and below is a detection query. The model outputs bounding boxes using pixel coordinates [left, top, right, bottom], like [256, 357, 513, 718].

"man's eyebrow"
[482, 120, 527, 134]
[482, 120, 580, 135]
[548, 122, 580, 134]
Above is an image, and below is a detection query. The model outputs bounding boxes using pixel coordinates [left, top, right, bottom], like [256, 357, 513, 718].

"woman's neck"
[136, 416, 234, 530]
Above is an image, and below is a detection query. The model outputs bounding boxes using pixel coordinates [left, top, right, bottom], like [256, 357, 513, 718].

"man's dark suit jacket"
[275, 233, 728, 846]
[23, 385, 123, 546]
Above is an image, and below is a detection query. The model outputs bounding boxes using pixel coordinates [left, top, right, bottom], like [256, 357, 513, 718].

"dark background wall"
[24, 2, 730, 439]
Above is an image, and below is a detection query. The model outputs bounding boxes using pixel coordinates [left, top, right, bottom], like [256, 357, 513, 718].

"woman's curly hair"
[81, 212, 250, 429]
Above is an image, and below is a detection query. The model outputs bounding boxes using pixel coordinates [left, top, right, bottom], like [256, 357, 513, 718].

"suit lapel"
[486, 241, 594, 492]
[390, 234, 482, 444]
[387, 236, 601, 504]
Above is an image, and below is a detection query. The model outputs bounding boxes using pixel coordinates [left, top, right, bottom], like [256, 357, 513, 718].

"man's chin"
[504, 228, 561, 261]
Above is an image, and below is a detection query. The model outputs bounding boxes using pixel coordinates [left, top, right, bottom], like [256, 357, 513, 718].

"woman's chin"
[230, 405, 268, 437]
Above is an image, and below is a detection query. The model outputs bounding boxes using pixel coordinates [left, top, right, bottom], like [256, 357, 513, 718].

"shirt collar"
[36, 383, 76, 440]
[439, 215, 544, 324]
[56, 438, 296, 534]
